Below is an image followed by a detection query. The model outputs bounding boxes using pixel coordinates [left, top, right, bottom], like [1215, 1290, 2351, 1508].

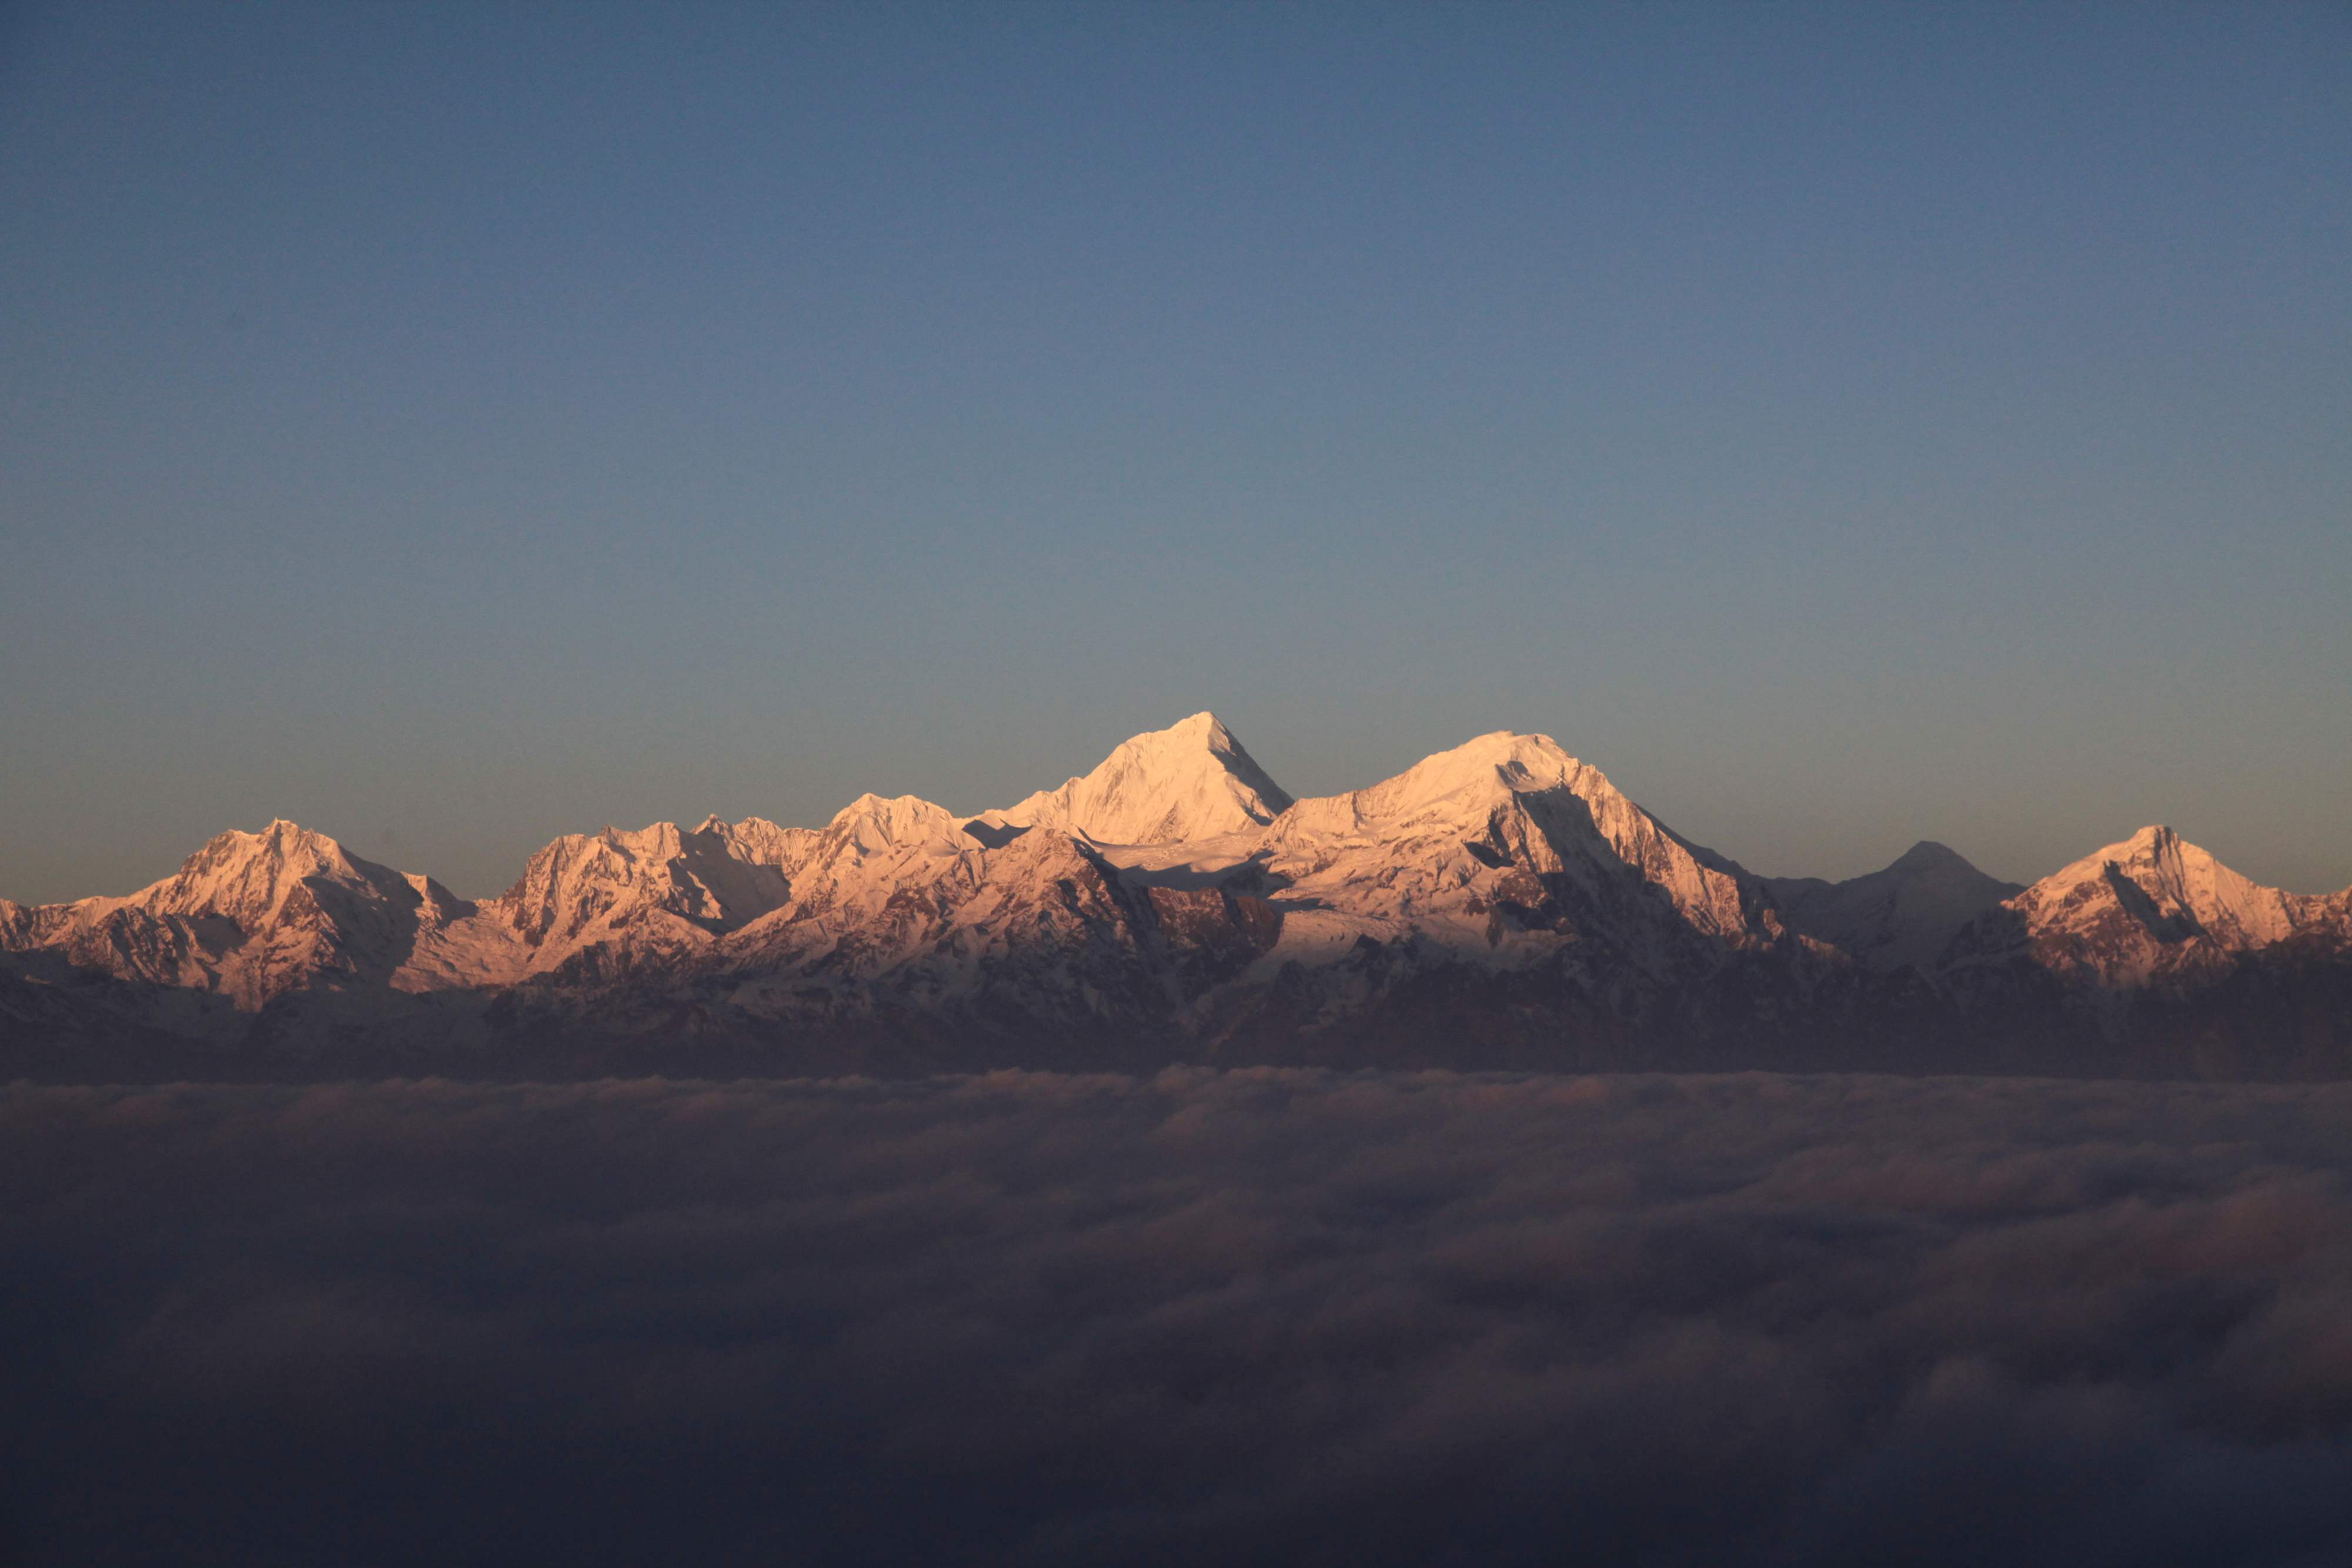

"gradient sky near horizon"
[3, 1, 2347, 903]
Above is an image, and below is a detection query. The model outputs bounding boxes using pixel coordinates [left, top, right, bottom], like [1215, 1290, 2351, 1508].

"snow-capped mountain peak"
[700, 814, 822, 874]
[0, 819, 472, 1009]
[2032, 825, 2311, 950]
[977, 711, 1292, 845]
[497, 815, 799, 950]
[1253, 731, 1762, 951]
[1275, 731, 1586, 839]
[1941, 825, 2351, 988]
[144, 818, 455, 928]
[827, 794, 965, 856]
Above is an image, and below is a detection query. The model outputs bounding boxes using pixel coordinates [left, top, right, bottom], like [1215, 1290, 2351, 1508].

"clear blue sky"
[4, 1, 2347, 902]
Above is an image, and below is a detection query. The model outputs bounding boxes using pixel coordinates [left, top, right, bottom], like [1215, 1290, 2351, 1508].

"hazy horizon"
[5, 2, 2347, 902]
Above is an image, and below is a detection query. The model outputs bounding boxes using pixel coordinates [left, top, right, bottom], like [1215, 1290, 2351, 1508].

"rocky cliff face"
[5, 717, 2348, 1079]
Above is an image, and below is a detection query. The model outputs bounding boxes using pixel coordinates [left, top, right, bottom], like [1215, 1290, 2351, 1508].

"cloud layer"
[6, 1070, 2352, 1566]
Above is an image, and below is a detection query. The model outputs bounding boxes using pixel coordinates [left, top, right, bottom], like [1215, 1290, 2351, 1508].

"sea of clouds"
[5, 1069, 2351, 1566]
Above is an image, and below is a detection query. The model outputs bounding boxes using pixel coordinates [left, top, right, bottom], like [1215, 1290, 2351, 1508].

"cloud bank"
[5, 1070, 2352, 1566]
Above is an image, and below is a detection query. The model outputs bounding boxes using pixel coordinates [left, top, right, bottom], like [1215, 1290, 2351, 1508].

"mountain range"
[5, 711, 2348, 1080]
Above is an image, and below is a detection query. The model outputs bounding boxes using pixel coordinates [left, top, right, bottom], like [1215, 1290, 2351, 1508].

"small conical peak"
[694, 814, 729, 835]
[1887, 840, 1969, 875]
